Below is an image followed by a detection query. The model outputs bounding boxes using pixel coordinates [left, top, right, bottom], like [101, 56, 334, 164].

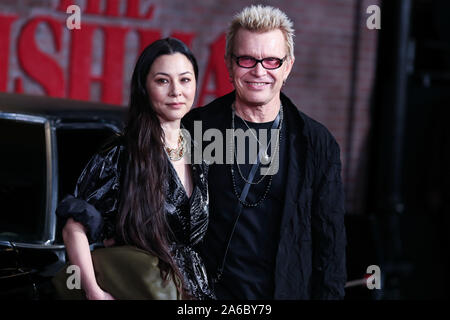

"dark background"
[345, 0, 449, 300]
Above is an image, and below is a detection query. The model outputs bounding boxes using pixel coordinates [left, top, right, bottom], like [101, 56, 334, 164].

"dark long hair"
[117, 38, 198, 298]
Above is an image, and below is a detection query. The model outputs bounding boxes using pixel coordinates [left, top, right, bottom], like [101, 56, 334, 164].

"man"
[183, 5, 346, 299]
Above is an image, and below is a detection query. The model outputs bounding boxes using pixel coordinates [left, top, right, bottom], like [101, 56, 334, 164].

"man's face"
[228, 28, 294, 108]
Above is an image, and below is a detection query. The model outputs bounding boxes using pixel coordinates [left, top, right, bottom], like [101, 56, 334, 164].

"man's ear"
[284, 56, 295, 80]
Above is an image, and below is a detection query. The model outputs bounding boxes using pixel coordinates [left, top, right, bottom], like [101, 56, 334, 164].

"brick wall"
[0, 0, 380, 214]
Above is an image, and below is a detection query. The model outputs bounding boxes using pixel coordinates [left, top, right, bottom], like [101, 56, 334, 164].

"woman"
[56, 38, 214, 300]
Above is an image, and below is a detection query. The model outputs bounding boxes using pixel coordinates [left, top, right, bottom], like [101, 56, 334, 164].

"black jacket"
[182, 91, 346, 299]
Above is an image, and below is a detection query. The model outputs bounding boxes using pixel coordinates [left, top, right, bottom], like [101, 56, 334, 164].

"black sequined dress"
[56, 135, 215, 300]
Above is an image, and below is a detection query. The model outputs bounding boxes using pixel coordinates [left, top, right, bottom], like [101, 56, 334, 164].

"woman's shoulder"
[81, 133, 127, 177]
[96, 133, 127, 160]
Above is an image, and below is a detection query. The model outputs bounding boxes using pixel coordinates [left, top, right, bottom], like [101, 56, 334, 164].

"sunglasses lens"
[237, 57, 257, 68]
[262, 58, 282, 69]
[234, 55, 284, 69]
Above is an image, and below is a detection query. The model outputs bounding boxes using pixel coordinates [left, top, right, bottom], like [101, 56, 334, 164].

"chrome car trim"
[0, 240, 65, 250]
[44, 121, 58, 244]
[0, 113, 47, 123]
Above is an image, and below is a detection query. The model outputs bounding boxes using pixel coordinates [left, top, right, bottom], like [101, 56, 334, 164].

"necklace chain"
[237, 112, 274, 161]
[231, 103, 283, 185]
[165, 131, 186, 161]
[230, 103, 283, 207]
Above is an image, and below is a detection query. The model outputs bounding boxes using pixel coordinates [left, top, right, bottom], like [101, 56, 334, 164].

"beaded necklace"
[229, 104, 283, 207]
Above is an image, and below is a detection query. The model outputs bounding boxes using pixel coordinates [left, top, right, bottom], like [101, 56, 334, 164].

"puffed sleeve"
[56, 137, 126, 243]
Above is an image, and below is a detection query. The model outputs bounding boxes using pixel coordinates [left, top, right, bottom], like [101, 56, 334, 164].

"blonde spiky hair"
[225, 5, 295, 61]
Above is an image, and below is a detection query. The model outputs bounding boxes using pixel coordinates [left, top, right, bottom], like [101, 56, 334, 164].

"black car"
[0, 93, 126, 299]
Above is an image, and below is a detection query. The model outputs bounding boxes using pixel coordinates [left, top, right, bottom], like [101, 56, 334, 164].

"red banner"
[0, 0, 233, 106]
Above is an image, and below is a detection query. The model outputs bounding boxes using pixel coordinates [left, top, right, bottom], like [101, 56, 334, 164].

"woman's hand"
[86, 286, 115, 300]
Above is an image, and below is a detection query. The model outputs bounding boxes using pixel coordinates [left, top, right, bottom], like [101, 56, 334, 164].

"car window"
[0, 118, 47, 242]
[56, 127, 118, 201]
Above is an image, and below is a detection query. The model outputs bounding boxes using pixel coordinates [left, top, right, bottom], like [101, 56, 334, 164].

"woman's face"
[146, 53, 196, 123]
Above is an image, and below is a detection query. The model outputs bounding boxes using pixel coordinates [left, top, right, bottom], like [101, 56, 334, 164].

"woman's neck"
[160, 119, 181, 148]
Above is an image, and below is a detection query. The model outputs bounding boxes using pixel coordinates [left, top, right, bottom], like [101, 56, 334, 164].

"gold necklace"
[165, 132, 185, 161]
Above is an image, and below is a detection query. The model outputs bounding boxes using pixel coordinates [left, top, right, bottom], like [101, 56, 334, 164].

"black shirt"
[184, 91, 347, 299]
[204, 108, 289, 299]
